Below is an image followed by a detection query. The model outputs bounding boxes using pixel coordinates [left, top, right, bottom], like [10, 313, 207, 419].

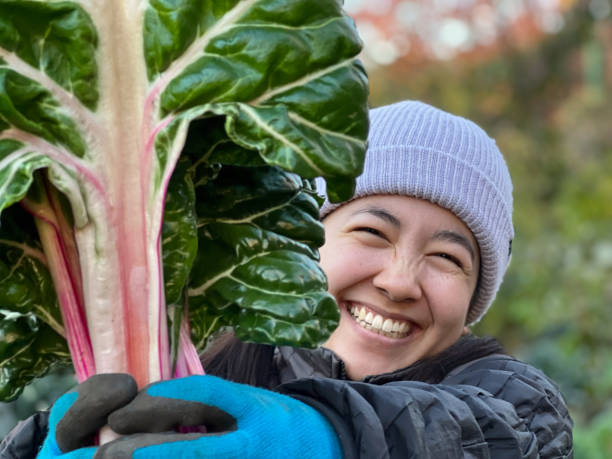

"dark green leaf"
[186, 163, 337, 349]
[0, 203, 71, 401]
[0, 1, 98, 109]
[0, 204, 64, 333]
[0, 310, 70, 401]
[161, 158, 198, 305]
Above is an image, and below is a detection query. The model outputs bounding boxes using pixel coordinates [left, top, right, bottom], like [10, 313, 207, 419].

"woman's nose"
[372, 256, 423, 302]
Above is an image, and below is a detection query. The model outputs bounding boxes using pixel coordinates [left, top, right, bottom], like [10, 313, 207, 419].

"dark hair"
[200, 331, 277, 387]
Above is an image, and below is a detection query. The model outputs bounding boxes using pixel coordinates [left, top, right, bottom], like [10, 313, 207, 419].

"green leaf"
[0, 204, 64, 335]
[1, 0, 367, 398]
[0, 198, 72, 400]
[0, 204, 70, 400]
[152, 0, 368, 200]
[0, 139, 52, 212]
[0, 1, 98, 109]
[0, 70, 88, 158]
[0, 310, 70, 401]
[161, 158, 198, 305]
[186, 163, 337, 349]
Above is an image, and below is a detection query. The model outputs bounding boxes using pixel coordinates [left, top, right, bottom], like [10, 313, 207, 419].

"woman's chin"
[324, 323, 421, 379]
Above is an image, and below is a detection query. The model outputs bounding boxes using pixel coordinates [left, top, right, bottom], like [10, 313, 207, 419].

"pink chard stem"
[21, 185, 95, 381]
[173, 308, 205, 378]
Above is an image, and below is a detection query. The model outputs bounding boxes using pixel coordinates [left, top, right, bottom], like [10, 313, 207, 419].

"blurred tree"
[350, 0, 612, 453]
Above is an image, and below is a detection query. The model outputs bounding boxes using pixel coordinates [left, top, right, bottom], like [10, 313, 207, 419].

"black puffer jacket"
[274, 345, 572, 458]
[0, 336, 573, 459]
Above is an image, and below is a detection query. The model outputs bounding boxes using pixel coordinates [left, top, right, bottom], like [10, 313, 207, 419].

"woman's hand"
[37, 374, 138, 458]
[97, 375, 342, 458]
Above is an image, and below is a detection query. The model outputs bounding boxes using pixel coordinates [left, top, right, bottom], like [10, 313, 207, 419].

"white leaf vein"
[249, 57, 355, 105]
[153, 0, 259, 98]
[288, 112, 364, 145]
[187, 250, 271, 297]
[0, 47, 100, 138]
[238, 104, 323, 175]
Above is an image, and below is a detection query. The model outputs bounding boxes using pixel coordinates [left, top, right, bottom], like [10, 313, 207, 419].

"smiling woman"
[1, 101, 574, 459]
[320, 195, 481, 379]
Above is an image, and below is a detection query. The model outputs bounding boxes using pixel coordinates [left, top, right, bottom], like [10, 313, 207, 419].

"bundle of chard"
[0, 0, 368, 399]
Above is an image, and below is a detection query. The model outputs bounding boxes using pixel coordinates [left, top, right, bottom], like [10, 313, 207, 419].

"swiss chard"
[0, 0, 368, 398]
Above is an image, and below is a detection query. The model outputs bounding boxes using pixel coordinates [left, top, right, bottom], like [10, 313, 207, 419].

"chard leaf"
[0, 1, 98, 109]
[0, 0, 367, 396]
[0, 310, 70, 401]
[150, 0, 368, 199]
[0, 204, 70, 399]
[0, 206, 70, 401]
[0, 205, 64, 336]
[186, 162, 336, 349]
[161, 158, 198, 306]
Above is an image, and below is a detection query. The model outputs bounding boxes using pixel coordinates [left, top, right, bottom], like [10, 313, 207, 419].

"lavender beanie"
[317, 100, 514, 325]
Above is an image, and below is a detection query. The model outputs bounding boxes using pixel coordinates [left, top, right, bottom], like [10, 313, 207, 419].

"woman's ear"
[462, 326, 471, 336]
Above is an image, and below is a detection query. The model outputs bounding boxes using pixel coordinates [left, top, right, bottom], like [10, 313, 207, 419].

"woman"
[2, 101, 573, 458]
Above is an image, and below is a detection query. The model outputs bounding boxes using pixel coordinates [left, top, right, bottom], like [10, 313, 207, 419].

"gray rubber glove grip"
[108, 388, 237, 434]
[95, 432, 204, 459]
[56, 373, 137, 452]
[96, 388, 237, 459]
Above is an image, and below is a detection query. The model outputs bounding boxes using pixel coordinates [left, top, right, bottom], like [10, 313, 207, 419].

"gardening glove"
[97, 374, 342, 458]
[37, 374, 138, 458]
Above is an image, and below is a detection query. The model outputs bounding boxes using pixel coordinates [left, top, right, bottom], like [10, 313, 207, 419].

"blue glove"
[98, 375, 342, 458]
[37, 374, 138, 458]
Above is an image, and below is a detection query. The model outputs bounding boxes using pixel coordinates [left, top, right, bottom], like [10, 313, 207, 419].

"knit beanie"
[317, 100, 514, 325]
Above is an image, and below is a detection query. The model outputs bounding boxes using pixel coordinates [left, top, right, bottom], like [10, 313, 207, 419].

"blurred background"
[347, 0, 611, 454]
[2, 0, 611, 455]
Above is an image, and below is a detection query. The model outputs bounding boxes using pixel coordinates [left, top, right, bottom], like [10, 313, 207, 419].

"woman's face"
[320, 195, 480, 380]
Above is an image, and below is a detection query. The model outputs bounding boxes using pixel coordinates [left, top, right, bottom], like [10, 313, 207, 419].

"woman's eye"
[436, 252, 463, 268]
[354, 227, 384, 238]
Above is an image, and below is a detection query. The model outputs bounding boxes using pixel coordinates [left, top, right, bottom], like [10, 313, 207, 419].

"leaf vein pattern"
[0, 47, 99, 135]
[32, 305, 66, 338]
[238, 104, 323, 175]
[226, 274, 308, 298]
[197, 198, 296, 227]
[250, 57, 356, 105]
[0, 150, 46, 201]
[0, 336, 35, 367]
[0, 129, 106, 198]
[187, 250, 271, 296]
[228, 16, 342, 32]
[153, 0, 258, 96]
[288, 112, 365, 145]
[0, 240, 47, 265]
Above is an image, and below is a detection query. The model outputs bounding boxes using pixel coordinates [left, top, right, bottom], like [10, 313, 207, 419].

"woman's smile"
[345, 302, 414, 339]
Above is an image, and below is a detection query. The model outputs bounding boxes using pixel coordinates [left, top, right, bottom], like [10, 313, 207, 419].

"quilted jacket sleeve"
[0, 411, 49, 459]
[277, 356, 573, 459]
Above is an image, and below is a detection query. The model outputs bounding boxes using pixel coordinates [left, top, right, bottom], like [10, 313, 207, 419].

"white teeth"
[347, 304, 411, 338]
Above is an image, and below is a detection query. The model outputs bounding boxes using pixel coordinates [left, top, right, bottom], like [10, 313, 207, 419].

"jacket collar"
[274, 335, 506, 385]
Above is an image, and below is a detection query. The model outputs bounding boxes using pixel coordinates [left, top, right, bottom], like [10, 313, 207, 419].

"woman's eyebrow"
[351, 207, 401, 228]
[433, 230, 476, 261]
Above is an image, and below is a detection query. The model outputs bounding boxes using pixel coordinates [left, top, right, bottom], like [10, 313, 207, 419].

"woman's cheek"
[321, 245, 375, 293]
[431, 295, 471, 332]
